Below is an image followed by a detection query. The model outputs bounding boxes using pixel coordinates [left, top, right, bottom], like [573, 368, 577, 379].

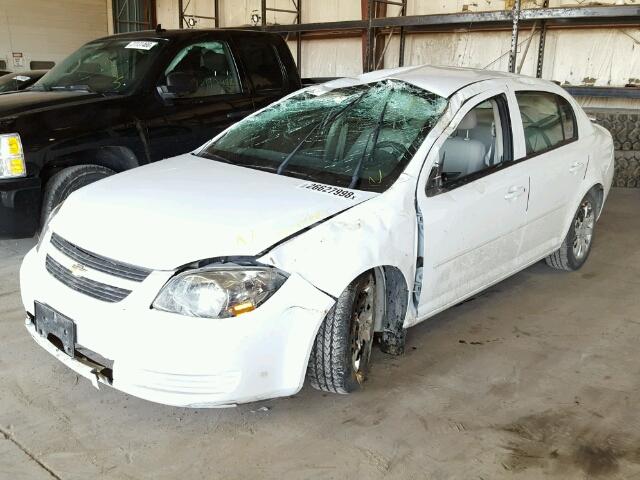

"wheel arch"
[39, 146, 141, 188]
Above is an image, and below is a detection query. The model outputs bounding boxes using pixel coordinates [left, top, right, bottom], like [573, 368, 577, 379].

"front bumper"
[20, 246, 334, 407]
[0, 176, 41, 238]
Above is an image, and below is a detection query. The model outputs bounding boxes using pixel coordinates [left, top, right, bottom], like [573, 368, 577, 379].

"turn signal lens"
[229, 301, 256, 316]
[0, 133, 26, 179]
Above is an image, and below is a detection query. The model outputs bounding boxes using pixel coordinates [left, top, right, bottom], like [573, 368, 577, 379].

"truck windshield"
[31, 39, 166, 94]
[200, 80, 447, 192]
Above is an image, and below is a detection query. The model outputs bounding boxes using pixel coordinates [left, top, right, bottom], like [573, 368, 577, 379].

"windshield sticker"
[15, 75, 31, 82]
[125, 41, 158, 50]
[298, 182, 358, 201]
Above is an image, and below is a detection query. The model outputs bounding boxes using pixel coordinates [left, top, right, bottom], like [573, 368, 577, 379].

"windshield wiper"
[276, 91, 367, 175]
[349, 91, 392, 189]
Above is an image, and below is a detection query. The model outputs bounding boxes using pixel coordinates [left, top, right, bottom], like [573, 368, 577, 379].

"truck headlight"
[0, 133, 26, 179]
[152, 266, 287, 319]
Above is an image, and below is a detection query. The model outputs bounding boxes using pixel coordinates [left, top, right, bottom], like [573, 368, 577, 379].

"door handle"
[226, 110, 253, 120]
[569, 161, 585, 173]
[504, 185, 526, 200]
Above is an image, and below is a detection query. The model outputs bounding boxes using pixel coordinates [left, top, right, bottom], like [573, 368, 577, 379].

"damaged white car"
[20, 65, 614, 407]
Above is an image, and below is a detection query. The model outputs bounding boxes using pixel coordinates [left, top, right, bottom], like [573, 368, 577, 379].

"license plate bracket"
[34, 302, 76, 357]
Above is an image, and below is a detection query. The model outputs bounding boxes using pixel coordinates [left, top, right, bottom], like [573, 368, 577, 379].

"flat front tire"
[545, 190, 598, 271]
[40, 165, 115, 229]
[307, 272, 377, 394]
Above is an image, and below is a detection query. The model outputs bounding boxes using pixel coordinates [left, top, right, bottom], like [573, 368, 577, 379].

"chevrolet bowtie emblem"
[70, 263, 87, 277]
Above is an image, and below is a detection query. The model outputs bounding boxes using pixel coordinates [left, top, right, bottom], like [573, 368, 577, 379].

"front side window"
[237, 40, 284, 92]
[31, 39, 166, 94]
[516, 91, 576, 155]
[440, 95, 511, 187]
[161, 41, 241, 97]
[200, 80, 447, 192]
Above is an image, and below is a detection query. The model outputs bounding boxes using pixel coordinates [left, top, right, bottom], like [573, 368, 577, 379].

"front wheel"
[545, 190, 598, 271]
[307, 272, 378, 394]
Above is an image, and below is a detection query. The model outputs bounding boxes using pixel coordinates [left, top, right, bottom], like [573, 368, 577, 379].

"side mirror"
[163, 71, 198, 97]
[426, 154, 447, 197]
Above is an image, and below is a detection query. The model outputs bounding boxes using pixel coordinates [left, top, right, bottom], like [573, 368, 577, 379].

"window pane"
[558, 97, 577, 141]
[516, 92, 564, 155]
[237, 40, 284, 91]
[162, 42, 241, 97]
[441, 96, 507, 184]
[33, 39, 165, 94]
[201, 80, 447, 192]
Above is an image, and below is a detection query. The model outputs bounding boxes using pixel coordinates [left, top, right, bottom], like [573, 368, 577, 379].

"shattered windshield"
[31, 39, 166, 94]
[200, 80, 447, 192]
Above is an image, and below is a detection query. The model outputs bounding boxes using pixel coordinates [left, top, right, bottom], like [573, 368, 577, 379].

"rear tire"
[40, 165, 115, 229]
[307, 272, 377, 394]
[545, 190, 597, 271]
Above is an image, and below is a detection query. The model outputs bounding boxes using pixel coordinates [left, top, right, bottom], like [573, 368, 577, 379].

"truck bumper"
[0, 176, 40, 238]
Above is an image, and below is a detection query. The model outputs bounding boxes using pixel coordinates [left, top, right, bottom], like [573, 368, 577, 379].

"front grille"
[50, 233, 151, 282]
[46, 255, 131, 303]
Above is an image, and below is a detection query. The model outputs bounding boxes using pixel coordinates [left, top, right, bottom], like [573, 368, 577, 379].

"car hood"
[52, 154, 377, 271]
[0, 90, 103, 118]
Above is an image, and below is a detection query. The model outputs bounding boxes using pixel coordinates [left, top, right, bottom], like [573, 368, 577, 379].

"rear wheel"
[308, 272, 377, 394]
[40, 165, 115, 229]
[545, 190, 597, 271]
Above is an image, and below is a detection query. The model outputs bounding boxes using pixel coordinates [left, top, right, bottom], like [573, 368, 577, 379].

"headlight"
[0, 133, 26, 179]
[153, 266, 287, 319]
[36, 203, 62, 252]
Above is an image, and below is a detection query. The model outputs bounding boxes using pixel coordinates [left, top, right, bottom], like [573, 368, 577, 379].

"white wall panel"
[0, 0, 109, 71]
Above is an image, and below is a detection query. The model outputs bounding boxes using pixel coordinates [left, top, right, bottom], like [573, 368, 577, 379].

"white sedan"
[20, 65, 614, 407]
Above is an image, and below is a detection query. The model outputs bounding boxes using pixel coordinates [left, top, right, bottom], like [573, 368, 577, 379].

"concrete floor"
[1, 188, 639, 480]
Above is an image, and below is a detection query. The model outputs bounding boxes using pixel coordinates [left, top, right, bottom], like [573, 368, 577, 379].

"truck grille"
[46, 255, 131, 303]
[50, 233, 151, 282]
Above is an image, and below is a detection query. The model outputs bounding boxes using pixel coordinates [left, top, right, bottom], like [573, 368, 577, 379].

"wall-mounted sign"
[12, 52, 24, 68]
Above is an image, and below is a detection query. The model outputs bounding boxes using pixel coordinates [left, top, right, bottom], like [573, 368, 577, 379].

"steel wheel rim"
[573, 200, 595, 260]
[350, 274, 376, 384]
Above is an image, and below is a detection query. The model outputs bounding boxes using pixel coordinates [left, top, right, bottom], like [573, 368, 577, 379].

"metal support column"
[536, 0, 549, 78]
[365, 0, 407, 72]
[508, 0, 521, 73]
[398, 0, 407, 67]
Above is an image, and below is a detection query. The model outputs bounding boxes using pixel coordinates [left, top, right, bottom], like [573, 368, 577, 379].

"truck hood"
[52, 154, 377, 271]
[0, 90, 103, 118]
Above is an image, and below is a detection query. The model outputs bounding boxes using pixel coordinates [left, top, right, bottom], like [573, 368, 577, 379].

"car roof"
[337, 64, 554, 98]
[91, 28, 277, 43]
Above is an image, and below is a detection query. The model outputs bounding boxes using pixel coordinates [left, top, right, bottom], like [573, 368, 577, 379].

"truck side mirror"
[163, 71, 198, 97]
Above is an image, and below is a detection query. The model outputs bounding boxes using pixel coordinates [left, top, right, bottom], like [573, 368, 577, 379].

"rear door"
[145, 33, 254, 161]
[416, 88, 530, 318]
[511, 90, 584, 262]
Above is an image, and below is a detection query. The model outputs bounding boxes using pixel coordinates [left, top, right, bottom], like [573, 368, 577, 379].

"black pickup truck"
[0, 29, 301, 238]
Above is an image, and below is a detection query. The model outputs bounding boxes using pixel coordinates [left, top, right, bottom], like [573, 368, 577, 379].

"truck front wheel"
[40, 165, 115, 229]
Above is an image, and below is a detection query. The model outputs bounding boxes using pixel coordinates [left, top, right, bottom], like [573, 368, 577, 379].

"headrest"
[457, 110, 477, 130]
[202, 51, 228, 73]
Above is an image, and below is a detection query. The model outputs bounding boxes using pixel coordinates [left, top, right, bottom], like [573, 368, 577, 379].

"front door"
[416, 89, 530, 318]
[145, 37, 254, 161]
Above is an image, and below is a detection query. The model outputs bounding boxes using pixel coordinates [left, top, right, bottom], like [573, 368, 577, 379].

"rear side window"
[237, 40, 284, 92]
[516, 91, 577, 155]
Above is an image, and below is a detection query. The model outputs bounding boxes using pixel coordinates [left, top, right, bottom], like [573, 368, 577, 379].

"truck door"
[145, 36, 254, 161]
